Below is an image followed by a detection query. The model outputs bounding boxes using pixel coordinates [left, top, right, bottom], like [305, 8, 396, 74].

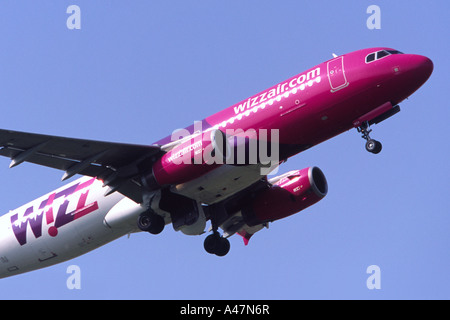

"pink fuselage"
[156, 47, 433, 163]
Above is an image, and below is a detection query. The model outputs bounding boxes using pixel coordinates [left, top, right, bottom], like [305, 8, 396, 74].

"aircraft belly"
[172, 164, 272, 205]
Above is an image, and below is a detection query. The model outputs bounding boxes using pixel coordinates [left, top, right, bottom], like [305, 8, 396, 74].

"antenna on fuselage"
[332, 53, 338, 58]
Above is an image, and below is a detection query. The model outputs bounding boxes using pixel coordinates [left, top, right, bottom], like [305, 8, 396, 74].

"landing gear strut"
[357, 121, 382, 154]
[203, 206, 230, 256]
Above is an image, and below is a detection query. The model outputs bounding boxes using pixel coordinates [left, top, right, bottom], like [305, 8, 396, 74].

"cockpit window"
[366, 53, 375, 63]
[365, 49, 404, 63]
[377, 50, 390, 59]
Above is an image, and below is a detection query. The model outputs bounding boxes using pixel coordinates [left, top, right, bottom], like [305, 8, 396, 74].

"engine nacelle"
[149, 129, 229, 187]
[242, 166, 328, 226]
[103, 197, 147, 231]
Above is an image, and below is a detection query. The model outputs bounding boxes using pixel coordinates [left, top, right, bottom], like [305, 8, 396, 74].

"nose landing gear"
[365, 139, 382, 154]
[358, 121, 382, 154]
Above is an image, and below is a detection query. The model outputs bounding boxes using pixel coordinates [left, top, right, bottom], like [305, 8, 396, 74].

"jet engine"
[148, 129, 229, 187]
[242, 166, 328, 226]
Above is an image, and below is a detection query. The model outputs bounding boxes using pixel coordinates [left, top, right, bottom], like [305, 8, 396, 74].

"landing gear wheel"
[215, 237, 231, 257]
[204, 233, 219, 254]
[358, 121, 383, 154]
[203, 232, 230, 257]
[137, 212, 165, 235]
[365, 139, 382, 154]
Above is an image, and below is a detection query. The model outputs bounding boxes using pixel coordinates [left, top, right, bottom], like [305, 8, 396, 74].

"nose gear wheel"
[357, 121, 382, 154]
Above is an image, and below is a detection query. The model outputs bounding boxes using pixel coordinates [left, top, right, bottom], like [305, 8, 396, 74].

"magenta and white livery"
[0, 48, 433, 278]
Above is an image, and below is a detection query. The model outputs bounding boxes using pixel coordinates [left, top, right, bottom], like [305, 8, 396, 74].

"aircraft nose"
[417, 55, 433, 80]
[406, 54, 434, 84]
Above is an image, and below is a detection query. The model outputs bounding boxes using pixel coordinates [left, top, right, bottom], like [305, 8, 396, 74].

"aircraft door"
[327, 56, 348, 92]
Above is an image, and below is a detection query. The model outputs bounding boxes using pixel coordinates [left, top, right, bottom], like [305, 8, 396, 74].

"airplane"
[0, 47, 433, 279]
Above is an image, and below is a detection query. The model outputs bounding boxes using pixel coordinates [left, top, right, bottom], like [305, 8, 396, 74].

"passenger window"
[366, 53, 375, 63]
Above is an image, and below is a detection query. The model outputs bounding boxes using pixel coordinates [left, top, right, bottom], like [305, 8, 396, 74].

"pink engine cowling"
[242, 167, 328, 226]
[151, 129, 228, 186]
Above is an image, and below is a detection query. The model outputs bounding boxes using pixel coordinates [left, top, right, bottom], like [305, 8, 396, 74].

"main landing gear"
[203, 208, 230, 257]
[137, 211, 165, 235]
[204, 231, 230, 257]
[357, 121, 382, 154]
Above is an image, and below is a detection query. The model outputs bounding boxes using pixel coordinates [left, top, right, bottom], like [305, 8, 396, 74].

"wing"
[0, 129, 164, 203]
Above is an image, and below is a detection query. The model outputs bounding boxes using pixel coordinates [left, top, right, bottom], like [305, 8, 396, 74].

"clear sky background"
[0, 0, 448, 299]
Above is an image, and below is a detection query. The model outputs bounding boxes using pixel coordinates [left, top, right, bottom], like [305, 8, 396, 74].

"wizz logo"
[10, 178, 99, 246]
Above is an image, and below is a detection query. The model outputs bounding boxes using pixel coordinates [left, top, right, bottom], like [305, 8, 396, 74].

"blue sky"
[0, 0, 448, 299]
